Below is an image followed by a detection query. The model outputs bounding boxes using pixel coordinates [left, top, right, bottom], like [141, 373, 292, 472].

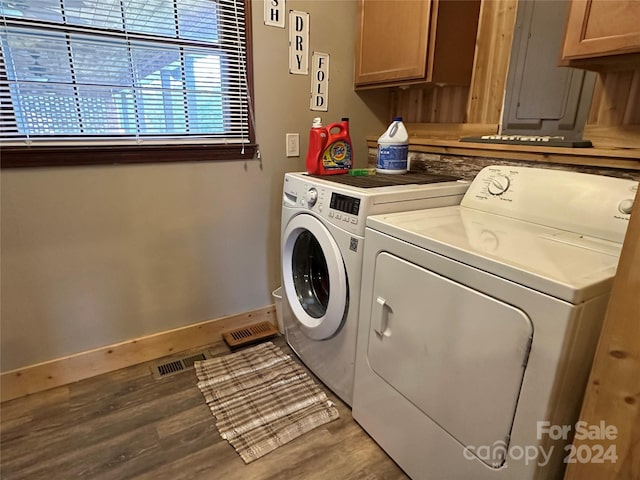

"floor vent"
[223, 321, 279, 349]
[151, 352, 210, 379]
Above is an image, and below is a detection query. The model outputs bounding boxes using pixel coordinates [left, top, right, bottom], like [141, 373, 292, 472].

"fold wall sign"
[311, 52, 329, 111]
[289, 11, 309, 75]
[264, 0, 285, 28]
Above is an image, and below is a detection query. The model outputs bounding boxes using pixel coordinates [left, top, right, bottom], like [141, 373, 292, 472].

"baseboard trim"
[1, 305, 277, 403]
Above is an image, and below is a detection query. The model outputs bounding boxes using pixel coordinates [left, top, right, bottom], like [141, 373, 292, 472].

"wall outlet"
[286, 133, 300, 157]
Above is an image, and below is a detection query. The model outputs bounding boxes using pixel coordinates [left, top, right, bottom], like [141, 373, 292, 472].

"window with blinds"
[0, 0, 252, 148]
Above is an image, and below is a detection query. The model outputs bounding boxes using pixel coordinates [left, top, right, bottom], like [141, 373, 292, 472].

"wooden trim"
[407, 122, 499, 139]
[564, 191, 640, 480]
[0, 144, 258, 168]
[0, 305, 277, 402]
[563, 53, 640, 72]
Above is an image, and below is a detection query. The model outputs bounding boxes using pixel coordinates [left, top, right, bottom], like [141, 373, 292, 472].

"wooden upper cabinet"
[561, 0, 640, 67]
[354, 0, 481, 89]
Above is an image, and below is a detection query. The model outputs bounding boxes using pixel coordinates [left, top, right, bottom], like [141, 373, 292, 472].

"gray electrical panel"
[500, 0, 596, 141]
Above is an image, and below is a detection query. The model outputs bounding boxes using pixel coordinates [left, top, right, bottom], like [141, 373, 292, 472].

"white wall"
[0, 0, 388, 372]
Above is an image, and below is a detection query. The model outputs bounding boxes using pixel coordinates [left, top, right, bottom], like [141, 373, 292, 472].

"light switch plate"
[286, 133, 300, 157]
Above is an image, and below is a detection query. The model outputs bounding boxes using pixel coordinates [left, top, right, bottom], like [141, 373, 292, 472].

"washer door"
[282, 214, 348, 340]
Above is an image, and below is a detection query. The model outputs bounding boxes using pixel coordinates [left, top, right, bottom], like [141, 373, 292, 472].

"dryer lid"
[366, 206, 622, 303]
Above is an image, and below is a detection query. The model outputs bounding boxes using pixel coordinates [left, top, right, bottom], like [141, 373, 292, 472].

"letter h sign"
[264, 0, 285, 28]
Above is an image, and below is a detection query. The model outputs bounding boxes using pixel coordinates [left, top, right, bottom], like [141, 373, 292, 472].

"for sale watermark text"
[538, 420, 618, 465]
[463, 421, 618, 467]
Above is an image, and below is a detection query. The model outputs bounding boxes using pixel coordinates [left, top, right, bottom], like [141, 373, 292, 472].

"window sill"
[0, 143, 258, 168]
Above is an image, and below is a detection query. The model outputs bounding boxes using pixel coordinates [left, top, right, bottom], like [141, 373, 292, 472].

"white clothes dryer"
[353, 166, 638, 479]
[280, 172, 469, 406]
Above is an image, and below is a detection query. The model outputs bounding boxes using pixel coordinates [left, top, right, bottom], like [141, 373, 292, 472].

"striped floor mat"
[194, 341, 340, 463]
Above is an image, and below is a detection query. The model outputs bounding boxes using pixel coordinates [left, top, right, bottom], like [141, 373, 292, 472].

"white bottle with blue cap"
[376, 116, 409, 174]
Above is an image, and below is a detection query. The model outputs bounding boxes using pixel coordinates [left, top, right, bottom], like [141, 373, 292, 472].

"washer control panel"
[283, 175, 369, 235]
[462, 166, 638, 244]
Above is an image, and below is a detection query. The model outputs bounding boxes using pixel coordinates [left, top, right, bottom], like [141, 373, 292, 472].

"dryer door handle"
[374, 296, 391, 337]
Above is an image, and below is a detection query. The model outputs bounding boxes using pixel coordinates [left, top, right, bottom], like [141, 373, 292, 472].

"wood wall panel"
[588, 68, 640, 126]
[390, 85, 469, 123]
[624, 71, 640, 124]
[466, 0, 518, 124]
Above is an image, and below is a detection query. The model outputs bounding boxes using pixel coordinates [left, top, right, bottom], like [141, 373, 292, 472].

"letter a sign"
[289, 11, 309, 75]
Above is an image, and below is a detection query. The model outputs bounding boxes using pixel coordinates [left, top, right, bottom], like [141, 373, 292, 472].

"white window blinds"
[0, 0, 251, 145]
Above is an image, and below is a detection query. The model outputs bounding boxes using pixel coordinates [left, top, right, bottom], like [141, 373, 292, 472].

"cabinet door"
[562, 0, 640, 61]
[355, 0, 480, 88]
[354, 0, 432, 86]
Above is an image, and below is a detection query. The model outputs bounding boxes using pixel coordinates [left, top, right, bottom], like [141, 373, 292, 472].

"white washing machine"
[281, 172, 469, 406]
[353, 166, 637, 479]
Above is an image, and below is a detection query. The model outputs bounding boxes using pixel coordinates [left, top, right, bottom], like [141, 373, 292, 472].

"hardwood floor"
[0, 337, 409, 480]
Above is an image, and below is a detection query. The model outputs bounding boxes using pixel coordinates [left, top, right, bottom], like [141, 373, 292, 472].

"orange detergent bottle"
[306, 117, 353, 175]
[305, 117, 328, 175]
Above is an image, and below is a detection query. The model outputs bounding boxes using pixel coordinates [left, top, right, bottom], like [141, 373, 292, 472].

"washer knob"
[619, 199, 634, 215]
[305, 188, 318, 208]
[487, 175, 510, 196]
